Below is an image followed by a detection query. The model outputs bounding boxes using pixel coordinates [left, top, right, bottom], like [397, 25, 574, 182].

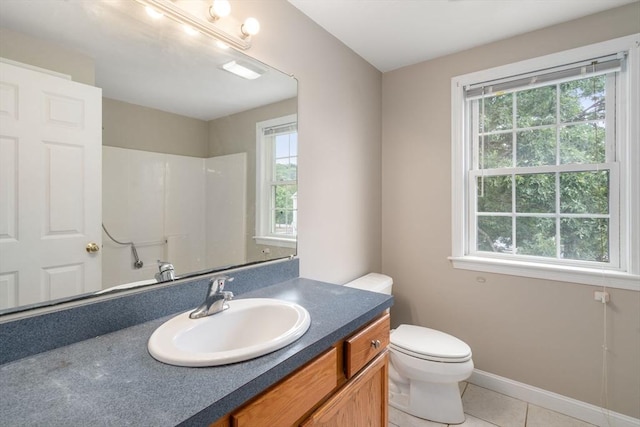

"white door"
[0, 61, 102, 310]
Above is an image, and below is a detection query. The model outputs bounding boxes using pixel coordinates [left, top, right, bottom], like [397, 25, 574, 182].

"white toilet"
[345, 273, 473, 425]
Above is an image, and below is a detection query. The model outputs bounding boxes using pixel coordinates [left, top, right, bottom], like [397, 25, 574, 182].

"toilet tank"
[344, 273, 393, 295]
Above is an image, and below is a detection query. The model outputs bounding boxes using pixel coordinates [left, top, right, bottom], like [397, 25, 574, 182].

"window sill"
[254, 236, 296, 249]
[449, 256, 640, 291]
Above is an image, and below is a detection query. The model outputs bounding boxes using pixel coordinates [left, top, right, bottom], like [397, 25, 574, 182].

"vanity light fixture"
[209, 0, 231, 21]
[241, 17, 260, 39]
[221, 60, 264, 80]
[134, 0, 260, 50]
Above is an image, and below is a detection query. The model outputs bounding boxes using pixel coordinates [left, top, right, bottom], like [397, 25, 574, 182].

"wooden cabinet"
[301, 350, 388, 427]
[210, 313, 390, 427]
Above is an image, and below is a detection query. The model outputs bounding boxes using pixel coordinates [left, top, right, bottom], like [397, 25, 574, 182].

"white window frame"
[450, 34, 640, 290]
[255, 114, 297, 248]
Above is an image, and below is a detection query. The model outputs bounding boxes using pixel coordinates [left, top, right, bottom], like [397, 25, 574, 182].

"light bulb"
[241, 17, 260, 38]
[210, 0, 230, 20]
[145, 6, 163, 19]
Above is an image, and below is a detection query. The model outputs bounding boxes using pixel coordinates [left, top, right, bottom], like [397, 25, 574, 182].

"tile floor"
[388, 383, 597, 427]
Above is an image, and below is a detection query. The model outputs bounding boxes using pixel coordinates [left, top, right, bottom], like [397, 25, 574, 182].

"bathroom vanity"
[0, 261, 393, 426]
[214, 313, 390, 426]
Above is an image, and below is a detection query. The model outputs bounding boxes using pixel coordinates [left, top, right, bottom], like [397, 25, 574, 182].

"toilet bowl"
[344, 273, 474, 425]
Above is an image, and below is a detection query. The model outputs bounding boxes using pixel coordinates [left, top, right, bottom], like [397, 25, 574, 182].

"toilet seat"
[390, 325, 472, 363]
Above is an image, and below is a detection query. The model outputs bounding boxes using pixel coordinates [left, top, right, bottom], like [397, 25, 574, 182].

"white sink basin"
[147, 298, 311, 367]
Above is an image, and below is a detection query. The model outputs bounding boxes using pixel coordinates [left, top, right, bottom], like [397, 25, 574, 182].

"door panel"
[44, 141, 84, 235]
[0, 136, 18, 241]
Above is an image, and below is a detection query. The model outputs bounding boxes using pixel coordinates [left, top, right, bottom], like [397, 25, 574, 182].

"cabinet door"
[301, 351, 388, 427]
[232, 347, 338, 427]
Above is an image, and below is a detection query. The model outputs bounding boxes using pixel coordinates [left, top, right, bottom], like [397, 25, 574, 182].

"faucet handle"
[209, 275, 234, 293]
[157, 260, 174, 272]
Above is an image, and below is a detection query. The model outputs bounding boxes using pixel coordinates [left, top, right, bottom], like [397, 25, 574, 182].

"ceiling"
[287, 0, 638, 72]
[0, 0, 296, 121]
[1, 0, 635, 116]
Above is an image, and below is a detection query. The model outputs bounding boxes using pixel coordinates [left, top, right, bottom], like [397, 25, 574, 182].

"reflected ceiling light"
[216, 40, 230, 50]
[183, 25, 199, 36]
[145, 6, 164, 19]
[134, 0, 259, 50]
[221, 60, 264, 80]
[209, 0, 231, 21]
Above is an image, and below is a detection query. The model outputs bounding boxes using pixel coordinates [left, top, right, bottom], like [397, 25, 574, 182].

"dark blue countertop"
[0, 278, 392, 426]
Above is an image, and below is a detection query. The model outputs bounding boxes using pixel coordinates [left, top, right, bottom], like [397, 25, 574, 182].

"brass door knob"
[86, 242, 100, 253]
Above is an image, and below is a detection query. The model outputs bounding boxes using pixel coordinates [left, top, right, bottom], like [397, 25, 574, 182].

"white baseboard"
[468, 369, 640, 427]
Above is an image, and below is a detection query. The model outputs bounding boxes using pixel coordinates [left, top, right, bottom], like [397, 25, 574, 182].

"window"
[451, 35, 640, 290]
[255, 114, 298, 248]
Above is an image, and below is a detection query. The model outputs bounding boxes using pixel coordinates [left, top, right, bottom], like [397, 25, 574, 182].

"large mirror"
[0, 0, 297, 314]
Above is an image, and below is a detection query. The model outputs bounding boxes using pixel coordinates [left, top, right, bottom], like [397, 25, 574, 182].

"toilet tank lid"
[343, 273, 393, 294]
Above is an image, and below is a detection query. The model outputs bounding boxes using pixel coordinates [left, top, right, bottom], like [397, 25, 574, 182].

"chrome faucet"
[155, 260, 175, 283]
[189, 276, 234, 319]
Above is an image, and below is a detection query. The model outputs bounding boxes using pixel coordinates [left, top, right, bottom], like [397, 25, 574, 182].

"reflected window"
[255, 115, 298, 247]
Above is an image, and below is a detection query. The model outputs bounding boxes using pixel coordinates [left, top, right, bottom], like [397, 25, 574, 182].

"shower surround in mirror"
[102, 147, 246, 288]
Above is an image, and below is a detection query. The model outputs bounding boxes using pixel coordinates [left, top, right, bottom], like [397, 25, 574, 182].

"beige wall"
[381, 3, 640, 418]
[0, 28, 94, 85]
[208, 98, 297, 262]
[231, 0, 383, 284]
[103, 98, 209, 157]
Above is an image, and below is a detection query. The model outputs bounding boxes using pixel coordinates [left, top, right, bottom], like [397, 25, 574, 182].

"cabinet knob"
[371, 339, 381, 349]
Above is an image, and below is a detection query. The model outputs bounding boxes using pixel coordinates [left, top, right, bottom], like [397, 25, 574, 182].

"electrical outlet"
[594, 291, 610, 303]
